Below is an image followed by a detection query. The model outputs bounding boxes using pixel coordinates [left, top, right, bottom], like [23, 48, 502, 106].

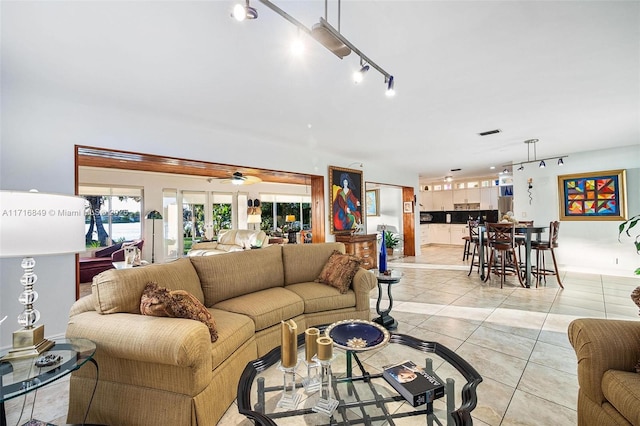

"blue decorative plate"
[325, 319, 390, 352]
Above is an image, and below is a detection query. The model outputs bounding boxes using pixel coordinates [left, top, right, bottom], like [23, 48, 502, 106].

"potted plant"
[383, 230, 400, 256]
[618, 214, 640, 275]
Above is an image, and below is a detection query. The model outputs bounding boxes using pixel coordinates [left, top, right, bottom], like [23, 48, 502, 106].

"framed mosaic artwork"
[558, 169, 627, 221]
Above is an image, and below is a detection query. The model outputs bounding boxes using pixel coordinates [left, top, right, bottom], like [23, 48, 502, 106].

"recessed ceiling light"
[489, 166, 495, 170]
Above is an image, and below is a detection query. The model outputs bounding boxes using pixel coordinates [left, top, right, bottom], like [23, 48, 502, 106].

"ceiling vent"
[478, 129, 502, 136]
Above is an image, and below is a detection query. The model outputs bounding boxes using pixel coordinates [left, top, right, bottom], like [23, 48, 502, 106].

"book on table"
[382, 360, 445, 407]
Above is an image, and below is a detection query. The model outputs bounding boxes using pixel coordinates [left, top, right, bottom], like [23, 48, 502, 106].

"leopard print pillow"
[314, 250, 361, 294]
[140, 282, 218, 342]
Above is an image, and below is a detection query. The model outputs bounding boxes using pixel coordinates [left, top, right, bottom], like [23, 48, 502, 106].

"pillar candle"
[305, 328, 320, 362]
[281, 319, 298, 368]
[316, 336, 333, 361]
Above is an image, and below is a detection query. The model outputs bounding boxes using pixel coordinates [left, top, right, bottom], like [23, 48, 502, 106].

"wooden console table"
[335, 234, 378, 270]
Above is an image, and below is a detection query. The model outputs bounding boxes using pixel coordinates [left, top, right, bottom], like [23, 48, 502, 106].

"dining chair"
[531, 220, 563, 288]
[466, 220, 486, 276]
[484, 222, 525, 288]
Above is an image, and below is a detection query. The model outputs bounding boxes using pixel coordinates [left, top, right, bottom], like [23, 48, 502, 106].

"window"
[163, 189, 179, 260]
[182, 191, 206, 253]
[212, 193, 233, 234]
[261, 194, 311, 233]
[79, 185, 143, 247]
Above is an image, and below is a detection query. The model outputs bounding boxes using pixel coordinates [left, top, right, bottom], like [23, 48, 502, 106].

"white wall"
[365, 185, 403, 236]
[512, 145, 640, 277]
[0, 91, 418, 348]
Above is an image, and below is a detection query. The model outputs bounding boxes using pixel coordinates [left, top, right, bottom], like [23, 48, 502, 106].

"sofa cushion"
[191, 245, 285, 306]
[213, 287, 304, 332]
[140, 282, 218, 342]
[93, 258, 204, 314]
[602, 369, 640, 425]
[281, 242, 345, 285]
[207, 308, 255, 371]
[315, 250, 361, 294]
[285, 282, 356, 313]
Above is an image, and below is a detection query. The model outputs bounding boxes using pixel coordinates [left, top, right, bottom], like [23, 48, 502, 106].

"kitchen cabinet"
[431, 190, 454, 211]
[429, 224, 450, 245]
[480, 187, 498, 210]
[422, 224, 466, 245]
[420, 224, 430, 245]
[453, 187, 481, 204]
[335, 234, 377, 270]
[420, 191, 433, 211]
[449, 224, 467, 246]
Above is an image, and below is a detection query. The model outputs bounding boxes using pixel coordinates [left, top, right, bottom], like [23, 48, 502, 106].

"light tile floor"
[6, 245, 639, 425]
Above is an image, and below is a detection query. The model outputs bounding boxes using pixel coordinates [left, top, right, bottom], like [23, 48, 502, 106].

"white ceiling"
[3, 1, 639, 182]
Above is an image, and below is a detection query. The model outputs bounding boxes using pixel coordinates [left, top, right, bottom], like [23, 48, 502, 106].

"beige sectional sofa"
[65, 242, 376, 426]
[187, 229, 268, 255]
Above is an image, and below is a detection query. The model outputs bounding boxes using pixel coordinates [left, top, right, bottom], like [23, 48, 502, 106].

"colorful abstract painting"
[558, 170, 627, 221]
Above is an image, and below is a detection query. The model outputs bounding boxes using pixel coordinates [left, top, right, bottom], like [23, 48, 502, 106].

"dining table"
[477, 223, 547, 288]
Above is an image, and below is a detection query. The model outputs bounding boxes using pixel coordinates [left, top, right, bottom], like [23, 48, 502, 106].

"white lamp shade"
[0, 190, 86, 257]
[247, 214, 261, 224]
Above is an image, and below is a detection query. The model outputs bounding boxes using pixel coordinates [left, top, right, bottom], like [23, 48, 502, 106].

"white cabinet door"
[466, 187, 481, 203]
[420, 224, 430, 245]
[449, 224, 467, 246]
[481, 187, 498, 209]
[420, 191, 433, 210]
[430, 224, 450, 244]
[432, 190, 453, 211]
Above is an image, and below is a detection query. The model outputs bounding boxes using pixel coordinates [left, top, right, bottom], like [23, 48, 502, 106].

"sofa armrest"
[568, 318, 640, 404]
[351, 268, 377, 311]
[69, 294, 96, 317]
[66, 311, 212, 370]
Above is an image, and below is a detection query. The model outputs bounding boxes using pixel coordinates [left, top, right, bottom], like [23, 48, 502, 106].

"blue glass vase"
[379, 235, 387, 273]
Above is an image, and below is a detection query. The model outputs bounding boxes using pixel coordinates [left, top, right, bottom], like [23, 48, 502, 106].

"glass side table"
[1, 338, 97, 426]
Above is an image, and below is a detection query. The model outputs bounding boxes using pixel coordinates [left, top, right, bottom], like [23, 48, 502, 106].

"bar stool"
[462, 221, 474, 261]
[484, 222, 525, 288]
[466, 220, 486, 276]
[531, 220, 563, 288]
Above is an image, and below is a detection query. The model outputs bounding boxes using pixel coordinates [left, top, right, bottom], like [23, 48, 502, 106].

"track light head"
[517, 164, 524, 171]
[558, 158, 564, 166]
[232, 0, 257, 21]
[539, 160, 546, 168]
[353, 64, 370, 84]
[385, 75, 395, 97]
[502, 168, 510, 174]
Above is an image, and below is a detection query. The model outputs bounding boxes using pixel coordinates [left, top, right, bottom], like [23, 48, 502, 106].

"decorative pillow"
[140, 282, 173, 317]
[631, 286, 640, 313]
[140, 282, 218, 342]
[315, 250, 361, 294]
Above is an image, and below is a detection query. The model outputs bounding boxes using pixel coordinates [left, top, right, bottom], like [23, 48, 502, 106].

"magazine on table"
[382, 360, 445, 407]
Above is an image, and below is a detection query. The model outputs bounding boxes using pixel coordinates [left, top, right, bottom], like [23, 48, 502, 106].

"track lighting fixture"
[232, 0, 258, 21]
[385, 76, 395, 97]
[502, 168, 510, 174]
[353, 61, 370, 84]
[233, 0, 394, 96]
[509, 139, 566, 170]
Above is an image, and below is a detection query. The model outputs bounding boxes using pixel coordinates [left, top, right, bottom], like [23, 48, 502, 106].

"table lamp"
[146, 210, 163, 264]
[0, 190, 86, 360]
[285, 215, 296, 244]
[247, 213, 261, 230]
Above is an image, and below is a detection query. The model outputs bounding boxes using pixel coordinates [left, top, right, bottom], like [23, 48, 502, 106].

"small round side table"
[372, 270, 402, 330]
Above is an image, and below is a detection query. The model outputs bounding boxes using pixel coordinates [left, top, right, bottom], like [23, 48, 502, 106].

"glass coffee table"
[237, 324, 482, 426]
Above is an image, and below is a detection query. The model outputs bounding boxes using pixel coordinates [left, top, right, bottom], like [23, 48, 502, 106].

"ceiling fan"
[210, 172, 262, 185]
